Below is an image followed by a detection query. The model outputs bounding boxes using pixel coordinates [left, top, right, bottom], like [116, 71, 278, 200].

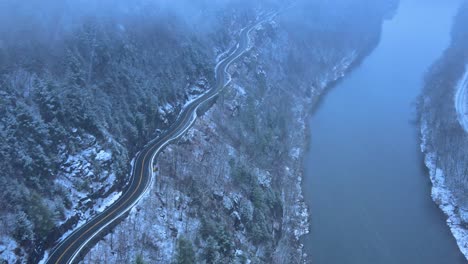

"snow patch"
[289, 147, 301, 160]
[95, 192, 122, 213]
[233, 84, 246, 96]
[254, 168, 271, 188]
[95, 149, 112, 162]
[38, 251, 48, 264]
[183, 86, 211, 109]
[0, 236, 18, 264]
[421, 120, 468, 259]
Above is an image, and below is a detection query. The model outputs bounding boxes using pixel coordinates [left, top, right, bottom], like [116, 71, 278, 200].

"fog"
[1, 0, 466, 263]
[0, 0, 278, 39]
[0, 0, 396, 53]
[0, 0, 286, 74]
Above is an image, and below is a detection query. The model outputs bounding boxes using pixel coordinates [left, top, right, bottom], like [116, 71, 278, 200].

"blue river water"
[302, 0, 466, 263]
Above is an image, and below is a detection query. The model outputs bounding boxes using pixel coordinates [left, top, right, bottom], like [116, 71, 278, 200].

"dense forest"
[0, 0, 397, 263]
[420, 2, 468, 208]
[0, 0, 277, 261]
[82, 0, 398, 263]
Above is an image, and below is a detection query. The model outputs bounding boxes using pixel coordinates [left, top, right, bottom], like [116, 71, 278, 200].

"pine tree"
[203, 236, 220, 263]
[135, 254, 145, 264]
[13, 211, 34, 244]
[174, 237, 195, 264]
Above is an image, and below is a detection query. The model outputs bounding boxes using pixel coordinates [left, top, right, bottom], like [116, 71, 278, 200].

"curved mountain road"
[44, 15, 275, 264]
[455, 65, 468, 133]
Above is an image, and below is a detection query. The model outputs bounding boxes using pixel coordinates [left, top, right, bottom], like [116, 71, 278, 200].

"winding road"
[455, 65, 468, 133]
[43, 15, 274, 264]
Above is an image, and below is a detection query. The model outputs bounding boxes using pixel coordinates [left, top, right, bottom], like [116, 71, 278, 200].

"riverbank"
[0, 1, 401, 263]
[81, 35, 364, 264]
[302, 0, 466, 262]
[418, 2, 468, 260]
[80, 2, 399, 262]
[420, 119, 468, 259]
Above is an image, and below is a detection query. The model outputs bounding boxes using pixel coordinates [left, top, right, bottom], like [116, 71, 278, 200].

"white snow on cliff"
[95, 149, 112, 162]
[421, 120, 468, 259]
[0, 236, 18, 264]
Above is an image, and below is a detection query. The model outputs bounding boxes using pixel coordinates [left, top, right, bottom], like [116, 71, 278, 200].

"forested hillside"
[419, 1, 468, 258]
[421, 2, 468, 210]
[81, 0, 399, 263]
[0, 1, 282, 262]
[0, 0, 398, 263]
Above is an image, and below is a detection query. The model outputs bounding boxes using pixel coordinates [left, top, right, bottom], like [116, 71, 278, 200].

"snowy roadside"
[421, 120, 468, 260]
[79, 27, 361, 264]
[454, 65, 468, 133]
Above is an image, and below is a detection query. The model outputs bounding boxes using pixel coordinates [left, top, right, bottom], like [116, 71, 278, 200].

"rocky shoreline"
[80, 17, 366, 263]
[420, 120, 468, 259]
[76, 1, 399, 262]
[417, 3, 468, 258]
[0, 1, 401, 263]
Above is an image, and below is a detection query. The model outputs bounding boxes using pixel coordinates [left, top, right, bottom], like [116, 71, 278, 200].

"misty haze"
[0, 0, 467, 263]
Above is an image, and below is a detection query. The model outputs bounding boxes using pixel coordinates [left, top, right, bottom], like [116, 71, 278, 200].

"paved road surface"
[455, 65, 468, 133]
[44, 14, 274, 264]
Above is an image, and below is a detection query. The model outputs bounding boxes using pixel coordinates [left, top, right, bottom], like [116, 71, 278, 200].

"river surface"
[302, 0, 466, 263]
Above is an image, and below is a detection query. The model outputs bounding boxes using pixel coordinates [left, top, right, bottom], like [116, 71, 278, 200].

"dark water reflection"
[302, 0, 466, 263]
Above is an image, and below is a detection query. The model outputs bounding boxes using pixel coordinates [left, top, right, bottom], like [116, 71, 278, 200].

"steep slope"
[81, 1, 398, 263]
[0, 1, 282, 262]
[0, 0, 399, 263]
[419, 2, 468, 259]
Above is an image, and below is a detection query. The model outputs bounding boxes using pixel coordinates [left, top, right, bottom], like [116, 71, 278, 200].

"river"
[302, 0, 466, 263]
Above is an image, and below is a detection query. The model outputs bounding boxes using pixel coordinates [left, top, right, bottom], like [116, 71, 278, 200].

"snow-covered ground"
[95, 150, 112, 162]
[158, 103, 175, 125]
[454, 65, 468, 133]
[421, 120, 468, 260]
[158, 79, 211, 126]
[0, 236, 18, 264]
[77, 15, 373, 261]
[183, 85, 211, 108]
[54, 139, 117, 222]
